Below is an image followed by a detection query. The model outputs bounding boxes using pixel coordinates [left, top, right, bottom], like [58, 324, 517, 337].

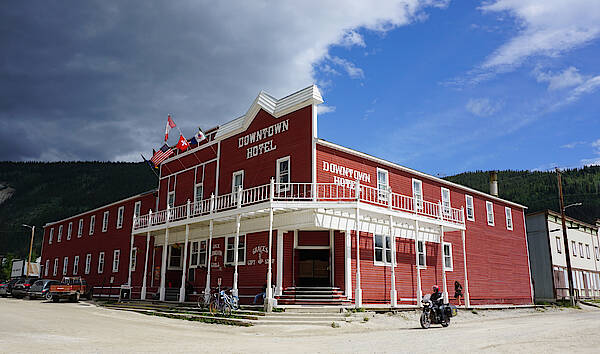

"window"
[53, 258, 58, 276]
[276, 156, 291, 192]
[505, 207, 513, 230]
[225, 235, 246, 265]
[134, 201, 142, 219]
[90, 215, 95, 235]
[441, 188, 451, 216]
[190, 241, 199, 267]
[98, 252, 105, 274]
[486, 201, 494, 226]
[73, 255, 79, 275]
[199, 240, 207, 267]
[377, 168, 389, 201]
[168, 245, 182, 269]
[49, 228, 54, 244]
[102, 211, 109, 232]
[167, 191, 175, 208]
[443, 242, 453, 271]
[412, 179, 423, 211]
[63, 256, 68, 275]
[374, 234, 392, 265]
[579, 243, 584, 258]
[85, 254, 92, 274]
[595, 246, 600, 260]
[44, 259, 49, 276]
[194, 184, 204, 204]
[67, 222, 72, 240]
[58, 225, 63, 242]
[572, 241, 577, 256]
[417, 241, 426, 267]
[232, 170, 244, 203]
[585, 244, 590, 259]
[77, 219, 83, 238]
[130, 247, 137, 271]
[465, 195, 474, 221]
[556, 236, 562, 253]
[117, 206, 124, 229]
[112, 249, 120, 272]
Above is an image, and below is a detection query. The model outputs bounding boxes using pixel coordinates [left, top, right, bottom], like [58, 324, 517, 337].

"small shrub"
[363, 316, 369, 322]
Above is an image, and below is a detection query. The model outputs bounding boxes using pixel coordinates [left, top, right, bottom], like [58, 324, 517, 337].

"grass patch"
[139, 310, 253, 326]
[348, 307, 365, 313]
[272, 307, 284, 313]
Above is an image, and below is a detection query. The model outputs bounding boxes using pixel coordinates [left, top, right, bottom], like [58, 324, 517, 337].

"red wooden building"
[41, 85, 533, 307]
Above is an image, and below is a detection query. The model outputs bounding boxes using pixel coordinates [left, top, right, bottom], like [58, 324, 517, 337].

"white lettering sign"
[322, 161, 371, 184]
[238, 120, 289, 159]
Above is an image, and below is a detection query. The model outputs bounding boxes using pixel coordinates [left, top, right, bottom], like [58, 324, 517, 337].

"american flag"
[151, 144, 174, 166]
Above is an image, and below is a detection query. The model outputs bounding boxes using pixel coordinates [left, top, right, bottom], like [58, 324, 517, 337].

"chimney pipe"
[489, 171, 498, 197]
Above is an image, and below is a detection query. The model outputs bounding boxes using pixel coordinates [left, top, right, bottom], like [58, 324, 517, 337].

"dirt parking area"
[1, 297, 600, 353]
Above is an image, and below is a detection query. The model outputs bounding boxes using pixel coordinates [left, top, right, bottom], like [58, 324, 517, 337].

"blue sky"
[2, 1, 599, 177]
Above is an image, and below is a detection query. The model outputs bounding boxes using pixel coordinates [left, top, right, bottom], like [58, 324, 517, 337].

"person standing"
[454, 281, 463, 306]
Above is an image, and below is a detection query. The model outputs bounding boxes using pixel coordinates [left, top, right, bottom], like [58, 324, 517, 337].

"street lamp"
[22, 224, 35, 277]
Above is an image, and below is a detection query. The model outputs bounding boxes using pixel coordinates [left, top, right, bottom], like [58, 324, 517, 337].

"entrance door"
[298, 249, 330, 287]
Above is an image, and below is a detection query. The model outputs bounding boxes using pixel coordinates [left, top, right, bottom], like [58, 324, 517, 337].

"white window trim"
[194, 183, 204, 203]
[465, 195, 475, 221]
[63, 256, 68, 275]
[377, 168, 389, 202]
[595, 246, 600, 260]
[98, 252, 105, 274]
[112, 249, 120, 273]
[572, 241, 577, 256]
[412, 179, 423, 211]
[102, 211, 109, 232]
[373, 234, 394, 266]
[67, 222, 72, 240]
[77, 219, 83, 238]
[168, 245, 183, 270]
[486, 201, 495, 226]
[441, 187, 451, 216]
[49, 228, 54, 244]
[189, 241, 199, 268]
[58, 225, 63, 242]
[53, 258, 58, 276]
[89, 215, 95, 235]
[167, 191, 175, 208]
[579, 243, 584, 258]
[443, 242, 453, 271]
[130, 247, 137, 271]
[44, 259, 49, 276]
[117, 206, 125, 229]
[417, 240, 426, 268]
[73, 255, 79, 275]
[133, 201, 142, 219]
[556, 236, 562, 253]
[276, 156, 291, 193]
[505, 207, 513, 230]
[85, 254, 91, 275]
[585, 244, 590, 259]
[225, 235, 246, 265]
[232, 170, 244, 192]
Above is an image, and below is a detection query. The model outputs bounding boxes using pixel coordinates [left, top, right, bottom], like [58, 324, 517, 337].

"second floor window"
[90, 215, 95, 235]
[441, 188, 451, 216]
[505, 207, 513, 230]
[377, 168, 389, 202]
[412, 179, 423, 211]
[78, 219, 83, 238]
[168, 191, 175, 209]
[276, 157, 290, 193]
[465, 195, 474, 221]
[134, 201, 141, 219]
[486, 201, 494, 226]
[67, 222, 72, 240]
[117, 206, 124, 229]
[113, 249, 120, 272]
[232, 171, 244, 204]
[102, 211, 109, 232]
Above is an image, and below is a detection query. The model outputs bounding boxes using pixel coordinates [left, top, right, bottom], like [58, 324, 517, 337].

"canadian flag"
[176, 134, 189, 152]
[164, 115, 176, 142]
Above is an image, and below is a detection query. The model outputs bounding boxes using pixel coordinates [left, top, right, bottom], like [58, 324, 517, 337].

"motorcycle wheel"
[441, 317, 450, 327]
[420, 312, 431, 329]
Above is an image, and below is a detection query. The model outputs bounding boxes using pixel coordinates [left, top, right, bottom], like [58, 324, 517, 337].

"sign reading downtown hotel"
[238, 119, 289, 159]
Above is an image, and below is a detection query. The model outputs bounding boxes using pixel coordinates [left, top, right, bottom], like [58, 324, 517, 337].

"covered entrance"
[298, 249, 330, 287]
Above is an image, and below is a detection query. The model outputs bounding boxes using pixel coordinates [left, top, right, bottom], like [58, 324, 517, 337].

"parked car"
[49, 277, 92, 302]
[27, 279, 61, 300]
[0, 278, 21, 297]
[11, 278, 38, 298]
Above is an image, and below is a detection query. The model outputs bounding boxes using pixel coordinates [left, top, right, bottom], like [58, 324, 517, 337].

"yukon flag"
[164, 114, 176, 142]
[176, 134, 189, 152]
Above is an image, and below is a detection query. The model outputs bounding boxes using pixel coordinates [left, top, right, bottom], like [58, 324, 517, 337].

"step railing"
[133, 180, 464, 231]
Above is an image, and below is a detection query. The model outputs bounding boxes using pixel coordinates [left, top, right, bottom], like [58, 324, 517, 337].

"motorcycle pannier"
[449, 304, 458, 317]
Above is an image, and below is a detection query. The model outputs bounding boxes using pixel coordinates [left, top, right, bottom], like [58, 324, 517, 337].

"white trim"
[49, 228, 54, 244]
[62, 256, 68, 275]
[73, 255, 79, 275]
[44, 259, 49, 277]
[167, 244, 183, 270]
[486, 201, 495, 226]
[194, 183, 204, 204]
[167, 191, 175, 209]
[465, 195, 475, 222]
[117, 206, 125, 229]
[85, 253, 91, 275]
[417, 240, 426, 268]
[77, 219, 83, 238]
[317, 139, 526, 209]
[276, 156, 291, 192]
[412, 178, 423, 211]
[67, 222, 72, 240]
[225, 235, 246, 265]
[89, 215, 95, 235]
[57, 225, 63, 242]
[441, 187, 451, 216]
[373, 233, 393, 266]
[53, 258, 58, 276]
[98, 251, 105, 274]
[377, 168, 389, 202]
[232, 170, 244, 192]
[133, 201, 142, 219]
[102, 211, 109, 232]
[505, 206, 513, 230]
[442, 242, 453, 271]
[112, 249, 120, 273]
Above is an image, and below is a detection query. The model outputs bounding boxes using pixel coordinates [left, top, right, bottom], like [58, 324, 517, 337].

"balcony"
[133, 181, 465, 234]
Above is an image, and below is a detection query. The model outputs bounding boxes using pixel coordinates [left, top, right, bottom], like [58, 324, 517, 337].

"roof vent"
[489, 171, 498, 197]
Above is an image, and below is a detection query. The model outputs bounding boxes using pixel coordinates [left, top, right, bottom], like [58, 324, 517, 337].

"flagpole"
[141, 154, 160, 179]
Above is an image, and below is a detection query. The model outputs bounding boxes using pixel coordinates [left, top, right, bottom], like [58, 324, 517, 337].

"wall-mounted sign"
[238, 119, 289, 159]
[322, 161, 372, 186]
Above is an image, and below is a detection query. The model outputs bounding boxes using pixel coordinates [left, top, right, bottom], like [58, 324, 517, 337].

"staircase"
[164, 288, 180, 301]
[276, 287, 351, 306]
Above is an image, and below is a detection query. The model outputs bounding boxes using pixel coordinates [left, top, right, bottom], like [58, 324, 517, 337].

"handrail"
[133, 181, 465, 231]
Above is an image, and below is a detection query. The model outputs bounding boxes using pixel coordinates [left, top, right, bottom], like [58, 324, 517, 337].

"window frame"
[199, 240, 208, 268]
[194, 183, 204, 204]
[112, 249, 120, 273]
[595, 246, 600, 261]
[63, 256, 68, 275]
[44, 259, 49, 276]
[441, 187, 451, 217]
[117, 206, 124, 229]
[572, 241, 577, 256]
[53, 258, 58, 276]
[73, 255, 79, 275]
[58, 225, 63, 242]
[49, 228, 54, 244]
[465, 195, 475, 221]
[585, 244, 590, 259]
[102, 211, 109, 232]
[276, 156, 291, 193]
[85, 254, 91, 275]
[168, 245, 183, 270]
[417, 240, 426, 268]
[578, 243, 584, 258]
[377, 168, 389, 202]
[77, 219, 83, 238]
[98, 252, 105, 274]
[189, 241, 199, 268]
[505, 207, 513, 230]
[412, 179, 423, 211]
[225, 235, 246, 265]
[486, 201, 495, 226]
[556, 236, 562, 253]
[443, 242, 453, 271]
[167, 191, 175, 209]
[89, 215, 95, 235]
[373, 234, 393, 266]
[130, 247, 137, 271]
[133, 201, 142, 219]
[67, 222, 72, 240]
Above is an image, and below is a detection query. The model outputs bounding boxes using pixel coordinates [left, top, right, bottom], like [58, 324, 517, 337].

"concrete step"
[280, 306, 346, 313]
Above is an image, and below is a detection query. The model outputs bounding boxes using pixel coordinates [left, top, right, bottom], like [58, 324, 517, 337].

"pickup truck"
[48, 277, 92, 302]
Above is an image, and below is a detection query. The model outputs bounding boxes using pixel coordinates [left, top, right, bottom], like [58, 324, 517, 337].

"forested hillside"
[445, 166, 600, 225]
[1, 162, 599, 259]
[0, 162, 156, 258]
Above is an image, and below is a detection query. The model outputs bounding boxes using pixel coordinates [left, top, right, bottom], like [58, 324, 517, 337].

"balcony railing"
[133, 180, 465, 231]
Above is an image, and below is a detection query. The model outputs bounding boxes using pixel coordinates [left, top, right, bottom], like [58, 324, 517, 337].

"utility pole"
[22, 224, 35, 277]
[556, 168, 576, 305]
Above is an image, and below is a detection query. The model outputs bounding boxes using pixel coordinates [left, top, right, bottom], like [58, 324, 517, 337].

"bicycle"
[200, 287, 239, 317]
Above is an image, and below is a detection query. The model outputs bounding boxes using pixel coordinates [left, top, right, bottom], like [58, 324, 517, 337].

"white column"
[179, 223, 190, 302]
[330, 230, 335, 287]
[461, 229, 471, 307]
[141, 231, 150, 300]
[345, 228, 352, 299]
[354, 179, 362, 307]
[275, 229, 284, 296]
[389, 215, 397, 307]
[127, 232, 134, 286]
[204, 194, 215, 303]
[159, 228, 169, 301]
[440, 225, 448, 302]
[415, 220, 422, 305]
[232, 187, 242, 297]
[265, 200, 274, 311]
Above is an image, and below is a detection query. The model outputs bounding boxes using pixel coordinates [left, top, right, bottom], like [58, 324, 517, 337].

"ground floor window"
[73, 255, 79, 275]
[62, 257, 68, 276]
[98, 252, 105, 274]
[85, 254, 91, 274]
[168, 245, 182, 269]
[130, 247, 137, 271]
[112, 249, 120, 273]
[374, 234, 392, 265]
[417, 241, 426, 267]
[225, 235, 246, 265]
[443, 242, 453, 271]
[44, 259, 49, 277]
[53, 258, 58, 276]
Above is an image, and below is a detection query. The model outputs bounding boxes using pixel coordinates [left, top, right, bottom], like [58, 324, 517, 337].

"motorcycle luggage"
[449, 304, 458, 317]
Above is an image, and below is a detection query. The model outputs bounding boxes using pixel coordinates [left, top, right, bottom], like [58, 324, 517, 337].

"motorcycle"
[420, 294, 457, 329]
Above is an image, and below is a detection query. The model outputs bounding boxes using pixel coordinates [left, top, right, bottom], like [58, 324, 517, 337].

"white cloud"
[465, 98, 502, 117]
[581, 157, 600, 166]
[549, 74, 600, 110]
[328, 56, 365, 79]
[339, 30, 366, 48]
[534, 66, 584, 91]
[317, 105, 336, 114]
[560, 141, 585, 149]
[480, 0, 600, 70]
